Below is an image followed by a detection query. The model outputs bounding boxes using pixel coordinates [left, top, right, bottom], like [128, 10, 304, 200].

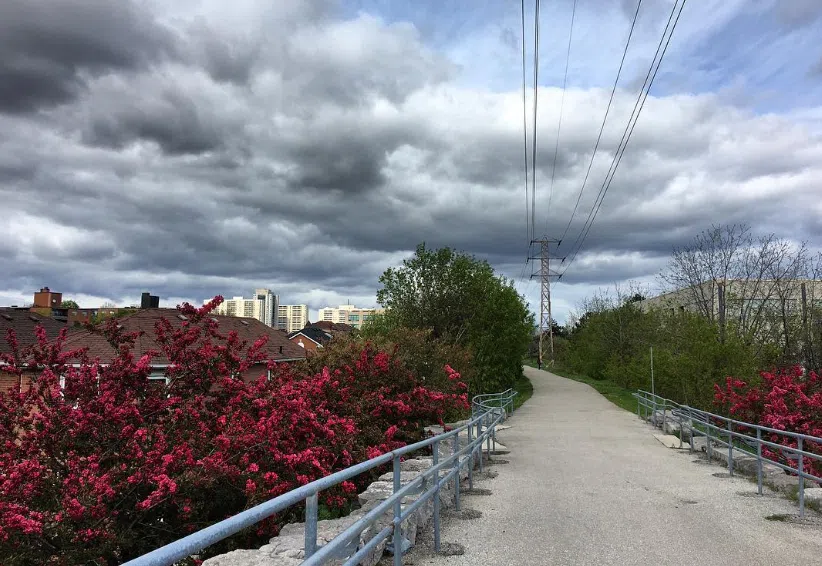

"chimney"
[33, 287, 61, 309]
[140, 292, 160, 309]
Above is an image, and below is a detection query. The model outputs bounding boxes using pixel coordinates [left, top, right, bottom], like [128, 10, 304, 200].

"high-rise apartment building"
[209, 289, 279, 327]
[277, 304, 309, 333]
[316, 304, 384, 330]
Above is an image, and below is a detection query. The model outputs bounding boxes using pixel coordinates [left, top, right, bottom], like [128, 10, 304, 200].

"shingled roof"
[0, 308, 66, 355]
[62, 309, 305, 364]
[305, 321, 355, 333]
[287, 327, 332, 346]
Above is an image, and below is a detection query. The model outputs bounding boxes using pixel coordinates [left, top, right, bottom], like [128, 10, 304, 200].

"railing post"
[662, 401, 667, 432]
[393, 455, 402, 566]
[798, 437, 805, 518]
[706, 418, 713, 461]
[477, 418, 483, 473]
[486, 414, 492, 458]
[728, 421, 734, 476]
[636, 396, 640, 418]
[468, 418, 474, 490]
[433, 439, 441, 552]
[304, 492, 318, 558]
[756, 428, 763, 495]
[453, 433, 460, 511]
[688, 407, 695, 453]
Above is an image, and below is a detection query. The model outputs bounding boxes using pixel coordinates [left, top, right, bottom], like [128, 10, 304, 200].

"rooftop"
[62, 308, 305, 364]
[0, 308, 67, 355]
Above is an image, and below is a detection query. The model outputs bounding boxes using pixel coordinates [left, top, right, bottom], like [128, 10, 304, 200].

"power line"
[562, 0, 687, 276]
[530, 0, 540, 240]
[518, 0, 531, 286]
[544, 0, 577, 233]
[521, 0, 530, 246]
[558, 0, 643, 245]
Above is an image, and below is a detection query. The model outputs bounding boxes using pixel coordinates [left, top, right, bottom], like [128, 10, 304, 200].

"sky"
[1, 0, 822, 323]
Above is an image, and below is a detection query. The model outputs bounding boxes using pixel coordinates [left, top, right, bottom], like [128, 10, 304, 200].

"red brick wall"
[34, 290, 62, 309]
[0, 370, 34, 393]
[288, 335, 318, 355]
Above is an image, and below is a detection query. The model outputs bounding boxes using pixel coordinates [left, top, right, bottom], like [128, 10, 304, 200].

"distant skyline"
[1, 0, 821, 323]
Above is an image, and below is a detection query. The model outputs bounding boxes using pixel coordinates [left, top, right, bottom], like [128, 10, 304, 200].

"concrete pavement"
[409, 367, 822, 566]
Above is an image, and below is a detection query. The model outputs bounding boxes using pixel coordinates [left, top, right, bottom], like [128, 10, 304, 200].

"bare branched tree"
[660, 224, 811, 361]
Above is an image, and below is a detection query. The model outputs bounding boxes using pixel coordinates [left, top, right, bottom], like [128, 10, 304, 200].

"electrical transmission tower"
[530, 238, 564, 369]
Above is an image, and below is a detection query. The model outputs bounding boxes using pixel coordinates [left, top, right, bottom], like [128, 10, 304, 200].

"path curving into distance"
[415, 366, 822, 566]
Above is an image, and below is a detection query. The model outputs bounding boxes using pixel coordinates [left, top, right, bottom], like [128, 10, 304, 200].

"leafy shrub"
[0, 299, 467, 565]
[714, 366, 822, 478]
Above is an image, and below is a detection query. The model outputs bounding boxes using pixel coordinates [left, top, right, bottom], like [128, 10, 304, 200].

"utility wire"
[563, 0, 687, 275]
[544, 0, 577, 234]
[518, 0, 531, 284]
[530, 0, 540, 240]
[558, 0, 643, 246]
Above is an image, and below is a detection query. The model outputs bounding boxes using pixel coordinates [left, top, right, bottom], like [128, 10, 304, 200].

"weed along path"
[408, 367, 822, 566]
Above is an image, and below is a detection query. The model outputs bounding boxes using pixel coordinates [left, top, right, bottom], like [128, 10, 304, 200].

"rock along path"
[412, 367, 822, 566]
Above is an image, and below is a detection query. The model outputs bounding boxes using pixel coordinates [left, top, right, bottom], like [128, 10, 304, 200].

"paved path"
[414, 367, 822, 565]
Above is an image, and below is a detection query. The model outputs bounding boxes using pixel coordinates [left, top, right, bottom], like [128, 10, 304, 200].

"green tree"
[376, 243, 534, 393]
[60, 300, 79, 309]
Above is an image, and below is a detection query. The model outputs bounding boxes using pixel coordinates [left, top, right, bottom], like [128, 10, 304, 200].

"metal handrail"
[633, 390, 822, 517]
[123, 389, 517, 566]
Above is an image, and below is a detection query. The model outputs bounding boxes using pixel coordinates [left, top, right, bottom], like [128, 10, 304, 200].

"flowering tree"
[714, 366, 822, 477]
[0, 299, 467, 565]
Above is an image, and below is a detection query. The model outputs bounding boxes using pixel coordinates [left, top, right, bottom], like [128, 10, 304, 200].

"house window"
[148, 371, 169, 385]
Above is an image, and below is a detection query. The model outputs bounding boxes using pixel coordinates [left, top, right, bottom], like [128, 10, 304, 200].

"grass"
[513, 372, 534, 410]
[523, 357, 636, 413]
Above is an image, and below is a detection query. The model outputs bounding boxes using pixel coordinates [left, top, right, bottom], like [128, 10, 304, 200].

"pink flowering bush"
[714, 366, 822, 478]
[0, 299, 468, 565]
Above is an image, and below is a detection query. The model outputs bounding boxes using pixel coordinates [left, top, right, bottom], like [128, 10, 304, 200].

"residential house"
[0, 308, 67, 392]
[304, 320, 356, 335]
[61, 308, 306, 383]
[287, 327, 332, 355]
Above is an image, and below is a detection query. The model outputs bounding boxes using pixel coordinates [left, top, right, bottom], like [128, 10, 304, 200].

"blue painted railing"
[123, 389, 517, 566]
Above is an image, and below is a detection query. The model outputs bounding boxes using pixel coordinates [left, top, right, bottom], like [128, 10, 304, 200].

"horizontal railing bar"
[636, 391, 822, 492]
[635, 392, 822, 446]
[680, 413, 822, 463]
[341, 525, 393, 566]
[125, 390, 511, 566]
[303, 410, 503, 566]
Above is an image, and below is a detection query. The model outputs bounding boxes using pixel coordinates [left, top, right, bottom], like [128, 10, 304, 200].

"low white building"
[317, 304, 384, 330]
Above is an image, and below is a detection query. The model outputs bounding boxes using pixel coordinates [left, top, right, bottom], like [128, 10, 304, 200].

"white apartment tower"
[317, 304, 383, 330]
[210, 289, 279, 327]
[277, 304, 309, 333]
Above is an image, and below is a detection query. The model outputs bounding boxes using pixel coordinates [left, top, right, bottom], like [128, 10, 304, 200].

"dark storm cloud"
[1, 0, 821, 322]
[0, 0, 177, 114]
[83, 90, 226, 155]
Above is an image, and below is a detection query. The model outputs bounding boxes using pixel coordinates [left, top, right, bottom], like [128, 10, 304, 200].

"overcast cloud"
[1, 0, 821, 323]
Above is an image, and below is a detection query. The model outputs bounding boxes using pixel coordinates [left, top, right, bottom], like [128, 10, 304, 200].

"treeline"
[559, 225, 822, 409]
[360, 243, 535, 396]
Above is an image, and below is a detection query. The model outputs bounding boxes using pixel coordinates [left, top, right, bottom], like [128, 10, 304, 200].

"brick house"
[304, 321, 356, 336]
[287, 327, 332, 355]
[0, 308, 67, 392]
[61, 309, 306, 383]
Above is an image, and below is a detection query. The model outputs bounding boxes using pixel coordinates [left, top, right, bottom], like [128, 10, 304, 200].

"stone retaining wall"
[643, 409, 820, 498]
[203, 427, 486, 566]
